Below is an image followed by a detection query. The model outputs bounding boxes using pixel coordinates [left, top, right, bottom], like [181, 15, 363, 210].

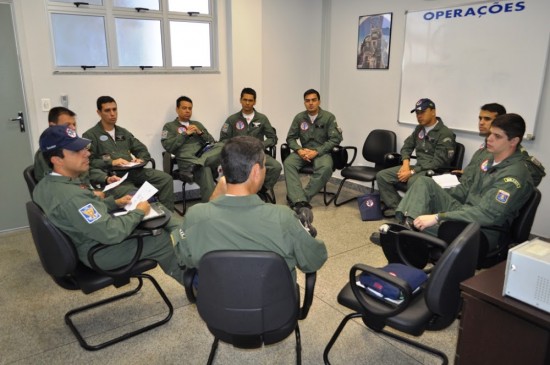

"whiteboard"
[398, 1, 549, 139]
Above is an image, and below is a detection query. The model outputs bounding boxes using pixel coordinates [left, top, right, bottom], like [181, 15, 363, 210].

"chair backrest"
[363, 129, 397, 168]
[25, 201, 80, 289]
[451, 142, 465, 170]
[510, 188, 541, 244]
[424, 222, 480, 330]
[23, 165, 38, 196]
[196, 250, 299, 348]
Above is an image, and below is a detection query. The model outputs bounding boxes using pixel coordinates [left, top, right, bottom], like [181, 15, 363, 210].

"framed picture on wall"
[357, 13, 392, 69]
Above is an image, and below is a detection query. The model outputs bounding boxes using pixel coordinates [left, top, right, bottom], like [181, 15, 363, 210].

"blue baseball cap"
[39, 125, 91, 151]
[410, 98, 436, 113]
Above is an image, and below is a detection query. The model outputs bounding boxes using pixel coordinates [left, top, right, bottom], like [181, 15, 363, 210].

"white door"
[0, 2, 34, 232]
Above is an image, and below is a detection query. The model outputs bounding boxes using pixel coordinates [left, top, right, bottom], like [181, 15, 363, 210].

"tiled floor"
[1, 180, 460, 365]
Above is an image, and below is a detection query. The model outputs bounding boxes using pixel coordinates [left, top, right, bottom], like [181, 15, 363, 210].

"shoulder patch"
[503, 177, 521, 189]
[495, 190, 510, 204]
[221, 123, 229, 133]
[79, 203, 102, 223]
[442, 137, 453, 143]
[161, 129, 168, 139]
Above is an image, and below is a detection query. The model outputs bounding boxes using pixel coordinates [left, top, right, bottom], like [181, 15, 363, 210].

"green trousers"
[284, 153, 333, 204]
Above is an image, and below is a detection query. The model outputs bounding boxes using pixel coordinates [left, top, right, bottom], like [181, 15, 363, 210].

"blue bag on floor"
[357, 192, 383, 221]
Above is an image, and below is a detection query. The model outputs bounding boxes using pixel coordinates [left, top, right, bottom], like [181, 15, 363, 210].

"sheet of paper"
[120, 161, 141, 168]
[102, 172, 128, 192]
[124, 181, 158, 211]
[432, 174, 461, 189]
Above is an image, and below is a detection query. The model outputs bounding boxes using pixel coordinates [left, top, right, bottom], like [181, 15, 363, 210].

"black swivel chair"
[281, 143, 351, 205]
[185, 250, 317, 365]
[331, 129, 397, 206]
[25, 201, 173, 351]
[323, 222, 480, 365]
[162, 151, 195, 216]
[23, 165, 38, 195]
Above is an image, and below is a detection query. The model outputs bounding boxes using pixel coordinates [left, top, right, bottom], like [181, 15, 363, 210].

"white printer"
[503, 238, 550, 313]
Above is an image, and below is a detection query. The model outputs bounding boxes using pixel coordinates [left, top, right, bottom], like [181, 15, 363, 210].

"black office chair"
[332, 129, 397, 206]
[281, 143, 352, 205]
[261, 145, 278, 203]
[388, 142, 465, 193]
[323, 222, 480, 365]
[25, 201, 173, 351]
[23, 165, 38, 195]
[186, 250, 317, 365]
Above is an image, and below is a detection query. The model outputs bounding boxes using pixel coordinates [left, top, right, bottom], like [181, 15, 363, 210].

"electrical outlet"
[60, 94, 69, 107]
[41, 98, 51, 112]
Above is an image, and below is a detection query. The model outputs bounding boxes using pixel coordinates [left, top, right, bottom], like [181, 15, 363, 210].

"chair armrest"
[280, 143, 291, 163]
[334, 146, 357, 170]
[183, 268, 198, 303]
[349, 263, 413, 318]
[383, 152, 402, 168]
[396, 231, 448, 269]
[265, 145, 277, 159]
[87, 230, 153, 278]
[147, 157, 156, 170]
[298, 271, 317, 320]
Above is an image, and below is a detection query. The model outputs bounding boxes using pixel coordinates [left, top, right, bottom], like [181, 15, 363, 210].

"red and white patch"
[236, 121, 246, 130]
[300, 121, 310, 131]
[178, 126, 187, 134]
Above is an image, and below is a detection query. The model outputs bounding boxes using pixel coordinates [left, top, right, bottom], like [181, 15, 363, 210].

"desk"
[455, 262, 550, 365]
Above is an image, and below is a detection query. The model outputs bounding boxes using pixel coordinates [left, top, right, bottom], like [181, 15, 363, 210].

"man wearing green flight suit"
[172, 136, 327, 282]
[394, 113, 534, 261]
[34, 106, 135, 199]
[456, 103, 545, 187]
[83, 96, 174, 211]
[220, 87, 282, 201]
[161, 96, 223, 202]
[33, 125, 185, 286]
[284, 89, 343, 211]
[376, 98, 456, 217]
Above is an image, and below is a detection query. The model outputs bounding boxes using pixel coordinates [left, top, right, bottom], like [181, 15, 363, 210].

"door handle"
[9, 111, 25, 132]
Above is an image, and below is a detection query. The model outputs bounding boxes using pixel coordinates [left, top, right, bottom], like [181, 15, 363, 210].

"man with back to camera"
[388, 113, 534, 261]
[220, 87, 282, 202]
[456, 103, 545, 186]
[83, 96, 175, 211]
[284, 89, 343, 212]
[172, 136, 327, 281]
[375, 98, 456, 217]
[33, 106, 135, 199]
[161, 96, 223, 202]
[33, 125, 186, 286]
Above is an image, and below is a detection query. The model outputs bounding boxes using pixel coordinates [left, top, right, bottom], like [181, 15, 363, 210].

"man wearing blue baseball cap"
[33, 125, 186, 286]
[375, 98, 456, 220]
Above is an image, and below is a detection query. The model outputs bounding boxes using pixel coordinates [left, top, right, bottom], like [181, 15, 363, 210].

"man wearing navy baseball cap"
[33, 125, 186, 287]
[375, 98, 456, 220]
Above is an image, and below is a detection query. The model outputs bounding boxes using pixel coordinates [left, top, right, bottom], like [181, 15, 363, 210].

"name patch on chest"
[79, 203, 102, 223]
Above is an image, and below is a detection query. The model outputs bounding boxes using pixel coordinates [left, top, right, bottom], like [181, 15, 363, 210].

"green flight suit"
[284, 108, 343, 204]
[462, 142, 545, 187]
[377, 118, 456, 209]
[220, 109, 282, 190]
[33, 150, 136, 199]
[171, 194, 327, 281]
[161, 118, 222, 202]
[83, 122, 174, 210]
[33, 174, 184, 286]
[396, 150, 534, 254]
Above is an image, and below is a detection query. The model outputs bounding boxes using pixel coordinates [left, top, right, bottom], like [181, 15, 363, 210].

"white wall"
[326, 0, 550, 237]
[11, 0, 550, 237]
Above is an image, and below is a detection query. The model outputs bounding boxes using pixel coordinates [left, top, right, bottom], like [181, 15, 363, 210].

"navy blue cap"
[39, 125, 90, 151]
[410, 98, 436, 113]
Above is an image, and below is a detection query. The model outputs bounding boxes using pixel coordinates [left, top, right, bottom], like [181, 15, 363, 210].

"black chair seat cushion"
[340, 166, 378, 182]
[337, 283, 432, 336]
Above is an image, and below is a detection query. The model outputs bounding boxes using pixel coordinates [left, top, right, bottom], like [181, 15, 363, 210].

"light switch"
[41, 98, 51, 112]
